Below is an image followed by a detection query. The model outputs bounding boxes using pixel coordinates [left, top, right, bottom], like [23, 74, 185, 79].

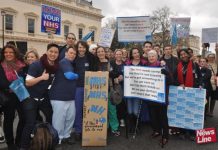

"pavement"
[0, 105, 218, 150]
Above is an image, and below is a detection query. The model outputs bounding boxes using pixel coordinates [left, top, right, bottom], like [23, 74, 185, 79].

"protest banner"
[168, 86, 206, 130]
[98, 27, 115, 48]
[170, 17, 191, 39]
[202, 27, 218, 43]
[41, 4, 61, 35]
[82, 71, 108, 146]
[196, 128, 217, 144]
[117, 16, 152, 42]
[124, 66, 166, 103]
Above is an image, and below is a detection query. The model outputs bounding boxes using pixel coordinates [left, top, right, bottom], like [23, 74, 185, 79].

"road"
[0, 105, 218, 150]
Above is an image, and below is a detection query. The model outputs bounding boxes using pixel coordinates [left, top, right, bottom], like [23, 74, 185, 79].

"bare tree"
[103, 17, 116, 30]
[150, 6, 172, 47]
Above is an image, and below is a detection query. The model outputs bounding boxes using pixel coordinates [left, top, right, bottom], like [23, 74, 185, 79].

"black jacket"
[174, 61, 202, 88]
[200, 67, 212, 94]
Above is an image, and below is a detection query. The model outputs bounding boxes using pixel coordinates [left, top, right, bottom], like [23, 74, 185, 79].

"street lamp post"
[1, 10, 6, 47]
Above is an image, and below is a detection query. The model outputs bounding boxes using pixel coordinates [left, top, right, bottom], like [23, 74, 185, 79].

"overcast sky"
[92, 0, 218, 50]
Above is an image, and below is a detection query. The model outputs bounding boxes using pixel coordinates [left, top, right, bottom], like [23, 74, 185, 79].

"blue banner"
[168, 86, 206, 130]
[41, 4, 61, 35]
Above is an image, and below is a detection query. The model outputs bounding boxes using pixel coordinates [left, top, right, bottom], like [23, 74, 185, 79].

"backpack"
[30, 122, 59, 150]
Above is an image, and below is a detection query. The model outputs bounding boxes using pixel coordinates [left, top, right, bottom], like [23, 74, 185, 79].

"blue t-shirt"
[49, 58, 77, 101]
[27, 61, 54, 98]
[75, 55, 89, 87]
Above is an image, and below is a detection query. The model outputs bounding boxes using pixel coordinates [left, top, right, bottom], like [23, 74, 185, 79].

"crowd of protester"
[0, 32, 217, 149]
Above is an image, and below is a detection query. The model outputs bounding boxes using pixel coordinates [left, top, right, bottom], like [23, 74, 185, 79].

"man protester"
[59, 33, 77, 60]
[160, 45, 179, 80]
[20, 43, 59, 149]
[153, 44, 162, 59]
[142, 41, 152, 60]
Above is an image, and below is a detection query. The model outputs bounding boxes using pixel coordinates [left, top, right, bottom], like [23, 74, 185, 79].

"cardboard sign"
[41, 4, 61, 35]
[168, 86, 206, 130]
[124, 66, 166, 103]
[82, 71, 108, 146]
[117, 16, 152, 42]
[196, 128, 217, 144]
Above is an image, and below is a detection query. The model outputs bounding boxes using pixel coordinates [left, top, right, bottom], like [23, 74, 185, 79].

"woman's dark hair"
[47, 43, 59, 51]
[0, 44, 21, 62]
[178, 48, 190, 59]
[66, 46, 76, 53]
[129, 47, 142, 60]
[75, 41, 89, 54]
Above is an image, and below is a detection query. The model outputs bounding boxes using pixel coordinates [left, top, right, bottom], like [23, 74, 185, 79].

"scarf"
[177, 60, 193, 87]
[1, 60, 25, 82]
[40, 54, 59, 74]
[148, 61, 160, 67]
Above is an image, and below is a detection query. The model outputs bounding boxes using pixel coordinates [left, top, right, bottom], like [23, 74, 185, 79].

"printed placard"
[196, 128, 217, 144]
[117, 16, 152, 42]
[170, 17, 191, 38]
[82, 71, 108, 146]
[168, 86, 206, 130]
[41, 4, 61, 35]
[202, 27, 218, 43]
[124, 66, 166, 103]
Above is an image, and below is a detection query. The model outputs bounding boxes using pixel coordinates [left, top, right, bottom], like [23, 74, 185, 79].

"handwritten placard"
[124, 66, 166, 103]
[82, 71, 108, 146]
[98, 27, 115, 48]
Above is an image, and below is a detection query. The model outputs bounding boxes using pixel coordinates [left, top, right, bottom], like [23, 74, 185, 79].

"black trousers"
[20, 96, 53, 148]
[149, 104, 169, 139]
[3, 93, 24, 147]
[116, 99, 127, 120]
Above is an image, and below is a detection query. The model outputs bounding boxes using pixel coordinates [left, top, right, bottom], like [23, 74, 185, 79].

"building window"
[78, 28, 83, 40]
[91, 30, 95, 42]
[64, 25, 69, 36]
[28, 18, 35, 34]
[5, 14, 13, 31]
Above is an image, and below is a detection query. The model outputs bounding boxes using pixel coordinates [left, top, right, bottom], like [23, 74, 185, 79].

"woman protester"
[20, 43, 59, 149]
[206, 53, 217, 117]
[74, 41, 98, 140]
[146, 50, 170, 147]
[49, 46, 78, 145]
[175, 48, 202, 141]
[110, 49, 126, 127]
[0, 44, 26, 149]
[96, 46, 120, 136]
[125, 48, 147, 134]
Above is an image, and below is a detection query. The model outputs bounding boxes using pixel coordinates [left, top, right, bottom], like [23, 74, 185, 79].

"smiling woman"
[0, 44, 26, 150]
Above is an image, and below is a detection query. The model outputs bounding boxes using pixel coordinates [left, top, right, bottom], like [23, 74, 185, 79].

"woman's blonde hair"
[24, 49, 39, 63]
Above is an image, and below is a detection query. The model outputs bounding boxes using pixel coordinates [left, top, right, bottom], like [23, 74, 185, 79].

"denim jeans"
[127, 98, 140, 116]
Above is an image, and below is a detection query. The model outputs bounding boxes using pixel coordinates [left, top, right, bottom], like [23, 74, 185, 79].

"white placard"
[98, 27, 114, 48]
[202, 27, 218, 43]
[124, 66, 166, 103]
[117, 16, 152, 42]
